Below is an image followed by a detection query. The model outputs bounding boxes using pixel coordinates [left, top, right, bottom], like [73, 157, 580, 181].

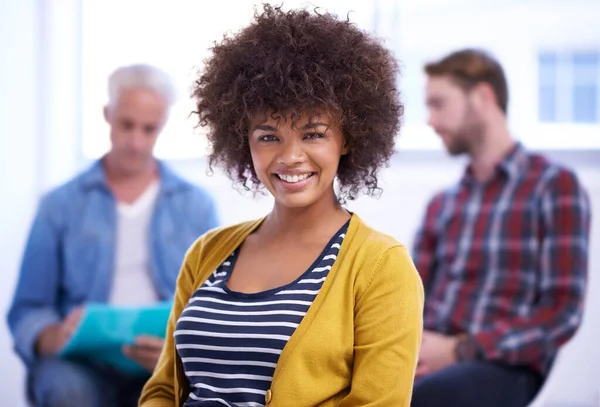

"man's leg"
[29, 357, 119, 407]
[118, 373, 151, 407]
[411, 361, 542, 407]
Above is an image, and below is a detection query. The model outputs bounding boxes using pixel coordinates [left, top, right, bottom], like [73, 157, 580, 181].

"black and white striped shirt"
[174, 221, 349, 407]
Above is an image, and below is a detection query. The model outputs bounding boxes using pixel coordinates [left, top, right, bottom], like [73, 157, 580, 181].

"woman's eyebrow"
[300, 122, 329, 130]
[252, 124, 278, 132]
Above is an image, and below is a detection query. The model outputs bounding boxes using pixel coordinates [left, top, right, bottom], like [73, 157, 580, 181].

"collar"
[80, 158, 188, 194]
[461, 141, 528, 184]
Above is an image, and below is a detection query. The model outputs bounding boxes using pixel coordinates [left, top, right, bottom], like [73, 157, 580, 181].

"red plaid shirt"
[413, 143, 591, 373]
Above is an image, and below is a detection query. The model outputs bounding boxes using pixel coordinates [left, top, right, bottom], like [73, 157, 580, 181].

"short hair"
[107, 64, 177, 108]
[424, 49, 508, 114]
[192, 4, 403, 201]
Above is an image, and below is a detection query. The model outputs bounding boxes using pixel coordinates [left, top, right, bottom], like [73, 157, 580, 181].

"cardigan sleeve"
[139, 242, 199, 407]
[339, 245, 424, 407]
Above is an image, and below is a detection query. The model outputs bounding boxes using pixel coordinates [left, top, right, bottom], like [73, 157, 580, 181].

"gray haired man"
[8, 64, 220, 406]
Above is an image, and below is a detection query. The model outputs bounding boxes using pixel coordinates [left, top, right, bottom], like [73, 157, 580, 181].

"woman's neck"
[261, 191, 350, 241]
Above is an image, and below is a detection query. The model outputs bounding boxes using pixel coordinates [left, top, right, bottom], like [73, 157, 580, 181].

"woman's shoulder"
[348, 214, 408, 255]
[346, 214, 420, 290]
[184, 218, 264, 266]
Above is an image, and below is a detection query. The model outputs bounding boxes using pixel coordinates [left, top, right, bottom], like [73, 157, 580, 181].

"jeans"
[411, 361, 543, 407]
[29, 357, 149, 407]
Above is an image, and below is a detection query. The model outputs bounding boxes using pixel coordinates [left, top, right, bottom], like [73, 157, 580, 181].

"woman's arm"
[139, 245, 198, 407]
[339, 245, 424, 407]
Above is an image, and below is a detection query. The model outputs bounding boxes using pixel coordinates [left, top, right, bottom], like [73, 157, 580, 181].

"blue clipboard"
[59, 302, 172, 375]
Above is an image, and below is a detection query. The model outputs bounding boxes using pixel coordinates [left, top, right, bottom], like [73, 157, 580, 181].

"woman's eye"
[258, 135, 278, 142]
[304, 132, 324, 140]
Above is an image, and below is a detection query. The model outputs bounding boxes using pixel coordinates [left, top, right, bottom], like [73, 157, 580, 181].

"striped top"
[174, 220, 349, 407]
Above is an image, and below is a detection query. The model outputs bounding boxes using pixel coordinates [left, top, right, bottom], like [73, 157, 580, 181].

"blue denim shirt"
[7, 160, 219, 367]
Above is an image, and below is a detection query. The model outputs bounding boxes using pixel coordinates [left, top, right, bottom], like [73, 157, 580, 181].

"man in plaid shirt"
[411, 49, 591, 407]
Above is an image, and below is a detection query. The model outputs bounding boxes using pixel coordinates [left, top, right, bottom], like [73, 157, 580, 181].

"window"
[386, 2, 600, 150]
[538, 50, 600, 124]
[573, 52, 599, 123]
[538, 53, 558, 122]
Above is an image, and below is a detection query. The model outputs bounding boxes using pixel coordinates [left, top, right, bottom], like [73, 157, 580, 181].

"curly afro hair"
[193, 4, 403, 200]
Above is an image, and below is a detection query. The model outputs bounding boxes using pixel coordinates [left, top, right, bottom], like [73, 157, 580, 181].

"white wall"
[0, 0, 39, 405]
[0, 1, 82, 404]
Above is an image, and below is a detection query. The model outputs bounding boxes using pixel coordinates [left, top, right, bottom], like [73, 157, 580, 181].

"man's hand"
[417, 330, 459, 378]
[123, 335, 165, 372]
[35, 306, 84, 357]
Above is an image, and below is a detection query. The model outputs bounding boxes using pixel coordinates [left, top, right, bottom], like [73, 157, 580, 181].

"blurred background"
[1, 0, 598, 405]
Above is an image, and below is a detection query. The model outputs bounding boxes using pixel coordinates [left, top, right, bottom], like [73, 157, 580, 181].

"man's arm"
[192, 187, 220, 234]
[140, 241, 201, 406]
[412, 193, 444, 289]
[201, 193, 219, 232]
[471, 169, 590, 366]
[7, 196, 64, 365]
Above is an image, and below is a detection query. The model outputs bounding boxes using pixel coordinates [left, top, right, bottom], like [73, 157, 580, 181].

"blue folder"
[59, 302, 172, 375]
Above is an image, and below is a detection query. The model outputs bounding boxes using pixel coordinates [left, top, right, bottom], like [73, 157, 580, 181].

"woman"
[140, 4, 423, 407]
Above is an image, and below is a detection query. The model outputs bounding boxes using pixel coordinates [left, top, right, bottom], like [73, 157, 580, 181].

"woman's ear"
[341, 136, 349, 155]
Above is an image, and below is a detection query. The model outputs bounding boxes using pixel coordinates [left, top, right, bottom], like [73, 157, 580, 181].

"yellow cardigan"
[139, 214, 424, 407]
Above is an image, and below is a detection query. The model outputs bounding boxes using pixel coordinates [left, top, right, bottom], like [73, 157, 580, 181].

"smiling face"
[248, 110, 347, 210]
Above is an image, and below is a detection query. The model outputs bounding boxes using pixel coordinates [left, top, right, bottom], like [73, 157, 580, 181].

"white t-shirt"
[108, 181, 161, 305]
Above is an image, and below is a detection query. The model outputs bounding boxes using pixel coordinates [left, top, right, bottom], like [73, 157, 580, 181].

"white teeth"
[277, 173, 311, 183]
